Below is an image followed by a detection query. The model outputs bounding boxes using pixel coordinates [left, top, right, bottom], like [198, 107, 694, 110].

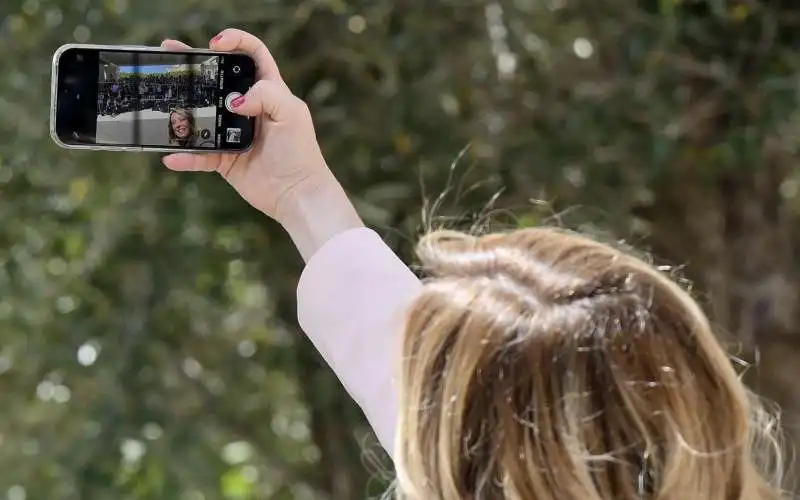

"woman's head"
[395, 227, 784, 499]
[168, 107, 195, 143]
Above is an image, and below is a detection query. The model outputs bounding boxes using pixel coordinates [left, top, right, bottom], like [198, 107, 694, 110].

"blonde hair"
[394, 227, 787, 499]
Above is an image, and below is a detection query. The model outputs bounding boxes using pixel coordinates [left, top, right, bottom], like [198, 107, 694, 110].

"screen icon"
[226, 128, 242, 143]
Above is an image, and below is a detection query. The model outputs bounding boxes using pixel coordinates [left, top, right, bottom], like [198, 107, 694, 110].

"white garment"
[296, 228, 422, 457]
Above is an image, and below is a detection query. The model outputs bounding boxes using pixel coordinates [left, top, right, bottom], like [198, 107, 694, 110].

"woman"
[160, 30, 788, 498]
[168, 107, 213, 148]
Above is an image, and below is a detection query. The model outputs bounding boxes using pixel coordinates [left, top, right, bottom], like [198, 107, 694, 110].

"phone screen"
[53, 47, 257, 151]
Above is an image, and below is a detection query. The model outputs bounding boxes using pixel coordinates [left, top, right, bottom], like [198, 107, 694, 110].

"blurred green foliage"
[2, 0, 800, 498]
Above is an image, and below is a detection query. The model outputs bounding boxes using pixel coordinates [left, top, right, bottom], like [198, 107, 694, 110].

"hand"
[161, 28, 330, 225]
[161, 29, 362, 260]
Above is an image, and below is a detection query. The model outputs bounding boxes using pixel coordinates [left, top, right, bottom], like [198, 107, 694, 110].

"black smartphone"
[50, 44, 257, 153]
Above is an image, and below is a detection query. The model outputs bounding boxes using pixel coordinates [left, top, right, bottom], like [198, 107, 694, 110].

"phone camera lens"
[232, 65, 240, 74]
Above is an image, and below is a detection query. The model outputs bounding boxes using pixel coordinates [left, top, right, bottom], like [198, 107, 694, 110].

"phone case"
[50, 43, 255, 154]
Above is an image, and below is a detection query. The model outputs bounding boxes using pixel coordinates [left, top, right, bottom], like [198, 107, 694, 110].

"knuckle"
[248, 79, 270, 99]
[291, 95, 310, 115]
[251, 79, 270, 92]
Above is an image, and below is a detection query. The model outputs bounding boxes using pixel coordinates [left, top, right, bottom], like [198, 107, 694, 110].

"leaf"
[220, 467, 255, 499]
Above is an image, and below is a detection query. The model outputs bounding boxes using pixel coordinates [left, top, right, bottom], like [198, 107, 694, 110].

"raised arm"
[160, 29, 421, 457]
[283, 180, 422, 457]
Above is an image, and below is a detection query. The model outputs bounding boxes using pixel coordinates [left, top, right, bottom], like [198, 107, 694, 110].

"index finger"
[161, 39, 193, 51]
[210, 28, 282, 82]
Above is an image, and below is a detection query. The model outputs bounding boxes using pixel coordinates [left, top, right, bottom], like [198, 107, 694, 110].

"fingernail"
[230, 95, 245, 108]
[210, 33, 224, 43]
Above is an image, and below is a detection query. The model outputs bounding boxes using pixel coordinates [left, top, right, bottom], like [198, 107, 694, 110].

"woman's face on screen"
[171, 113, 190, 138]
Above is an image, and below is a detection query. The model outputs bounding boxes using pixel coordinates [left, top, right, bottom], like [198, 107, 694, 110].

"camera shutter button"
[225, 92, 243, 112]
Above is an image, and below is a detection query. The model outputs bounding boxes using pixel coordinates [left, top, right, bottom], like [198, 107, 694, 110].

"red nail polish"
[230, 95, 245, 108]
[210, 33, 224, 43]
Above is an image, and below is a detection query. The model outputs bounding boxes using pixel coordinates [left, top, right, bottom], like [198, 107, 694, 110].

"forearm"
[284, 171, 424, 455]
[296, 226, 424, 456]
[279, 172, 364, 262]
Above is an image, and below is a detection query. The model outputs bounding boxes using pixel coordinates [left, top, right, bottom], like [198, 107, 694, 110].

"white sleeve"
[296, 228, 422, 457]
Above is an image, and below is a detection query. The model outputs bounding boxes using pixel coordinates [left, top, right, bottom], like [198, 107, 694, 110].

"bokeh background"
[2, 0, 800, 498]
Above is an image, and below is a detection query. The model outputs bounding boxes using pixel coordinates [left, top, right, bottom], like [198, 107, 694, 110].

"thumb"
[162, 153, 221, 172]
[229, 79, 306, 123]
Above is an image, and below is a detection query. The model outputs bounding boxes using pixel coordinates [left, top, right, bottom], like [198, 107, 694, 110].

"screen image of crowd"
[96, 52, 218, 148]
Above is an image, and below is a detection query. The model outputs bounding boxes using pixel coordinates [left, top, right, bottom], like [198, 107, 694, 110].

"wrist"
[278, 173, 364, 262]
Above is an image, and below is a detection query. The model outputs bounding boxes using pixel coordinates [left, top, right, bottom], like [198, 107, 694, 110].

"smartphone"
[50, 44, 257, 153]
